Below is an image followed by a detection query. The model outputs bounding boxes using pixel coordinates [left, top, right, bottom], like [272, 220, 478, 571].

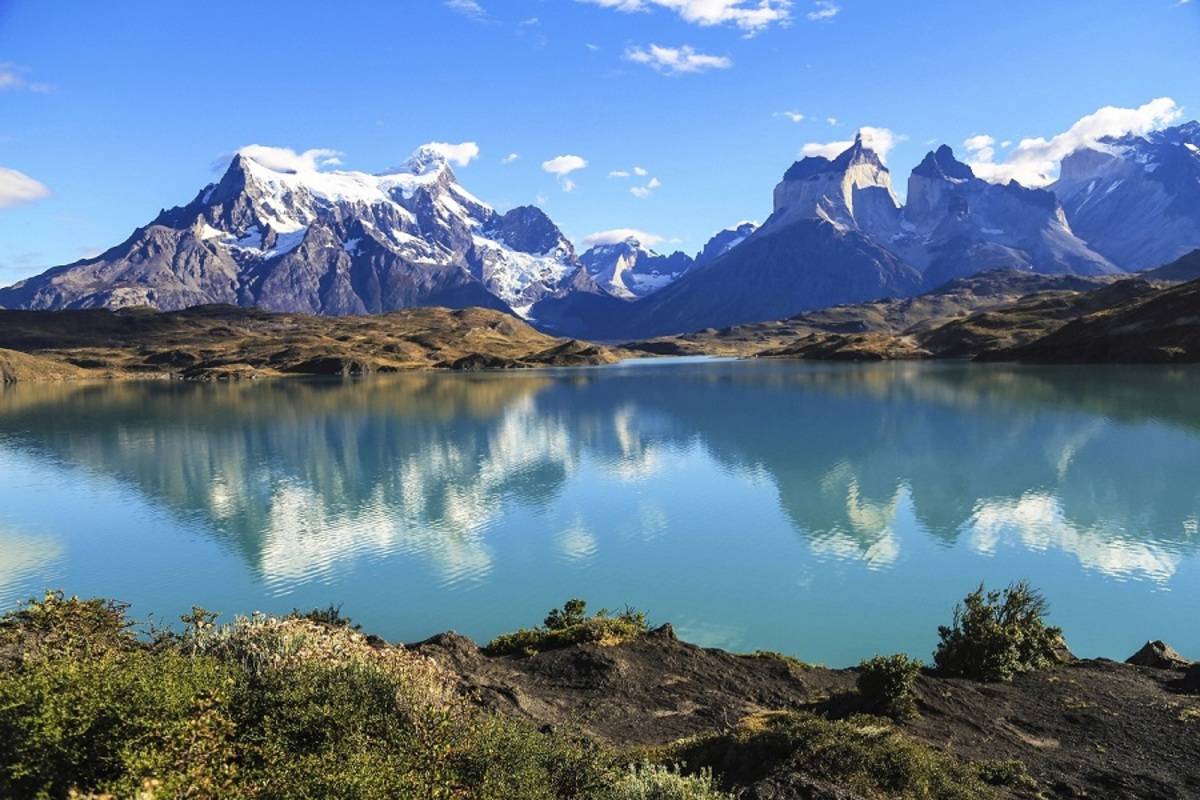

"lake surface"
[1, 359, 1198, 667]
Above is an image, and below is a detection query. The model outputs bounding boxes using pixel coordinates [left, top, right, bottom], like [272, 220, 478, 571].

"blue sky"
[1, 0, 1198, 281]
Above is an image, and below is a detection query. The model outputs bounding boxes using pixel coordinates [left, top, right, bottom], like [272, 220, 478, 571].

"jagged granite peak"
[579, 237, 694, 300]
[0, 145, 584, 318]
[900, 144, 1117, 286]
[1052, 120, 1200, 270]
[911, 145, 975, 182]
[694, 222, 757, 267]
[771, 133, 901, 235]
[487, 206, 576, 261]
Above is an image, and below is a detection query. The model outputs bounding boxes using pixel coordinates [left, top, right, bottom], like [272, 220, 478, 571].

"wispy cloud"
[625, 44, 732, 75]
[775, 110, 806, 123]
[444, 0, 489, 21]
[501, 152, 520, 164]
[630, 176, 662, 198]
[576, 0, 792, 34]
[965, 97, 1183, 186]
[806, 0, 840, 21]
[0, 167, 51, 208]
[0, 63, 53, 93]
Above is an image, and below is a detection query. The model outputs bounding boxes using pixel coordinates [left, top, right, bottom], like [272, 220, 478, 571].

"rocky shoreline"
[414, 625, 1200, 799]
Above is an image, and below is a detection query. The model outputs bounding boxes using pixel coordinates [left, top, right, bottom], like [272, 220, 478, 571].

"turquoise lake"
[1, 359, 1197, 667]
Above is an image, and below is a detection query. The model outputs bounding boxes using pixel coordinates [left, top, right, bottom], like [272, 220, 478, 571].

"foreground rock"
[0, 305, 621, 381]
[416, 630, 1200, 799]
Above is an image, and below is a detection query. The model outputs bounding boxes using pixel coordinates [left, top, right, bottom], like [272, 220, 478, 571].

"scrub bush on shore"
[0, 591, 686, 800]
[933, 581, 1065, 682]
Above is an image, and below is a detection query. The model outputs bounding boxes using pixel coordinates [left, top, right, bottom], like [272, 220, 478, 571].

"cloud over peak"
[582, 228, 665, 247]
[236, 145, 344, 173]
[966, 97, 1184, 186]
[801, 126, 905, 162]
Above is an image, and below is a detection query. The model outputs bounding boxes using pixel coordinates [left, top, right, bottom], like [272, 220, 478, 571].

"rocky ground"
[416, 627, 1200, 799]
[0, 305, 621, 382]
[627, 268, 1200, 365]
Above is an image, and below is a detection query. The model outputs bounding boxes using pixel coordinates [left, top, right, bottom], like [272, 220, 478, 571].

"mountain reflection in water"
[0, 361, 1197, 665]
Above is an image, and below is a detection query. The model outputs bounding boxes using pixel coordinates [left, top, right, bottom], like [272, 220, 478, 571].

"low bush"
[857, 654, 922, 719]
[484, 599, 649, 657]
[605, 763, 730, 799]
[933, 581, 1064, 682]
[671, 710, 1013, 799]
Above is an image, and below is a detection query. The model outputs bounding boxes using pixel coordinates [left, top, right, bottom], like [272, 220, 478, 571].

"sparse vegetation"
[484, 599, 649, 657]
[857, 654, 923, 719]
[933, 581, 1064, 682]
[671, 710, 1012, 799]
[606, 763, 730, 800]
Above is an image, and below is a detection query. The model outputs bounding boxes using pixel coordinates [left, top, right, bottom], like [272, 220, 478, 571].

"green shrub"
[933, 581, 1064, 682]
[0, 592, 621, 799]
[291, 603, 361, 630]
[672, 710, 1005, 799]
[857, 654, 922, 719]
[545, 598, 589, 630]
[485, 600, 649, 657]
[605, 763, 731, 799]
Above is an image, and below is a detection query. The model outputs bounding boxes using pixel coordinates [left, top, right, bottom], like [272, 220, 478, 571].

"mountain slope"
[618, 218, 923, 338]
[1052, 122, 1200, 270]
[0, 147, 587, 318]
[898, 146, 1117, 286]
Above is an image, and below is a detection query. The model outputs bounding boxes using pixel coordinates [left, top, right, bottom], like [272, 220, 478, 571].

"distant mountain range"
[3, 122, 1199, 339]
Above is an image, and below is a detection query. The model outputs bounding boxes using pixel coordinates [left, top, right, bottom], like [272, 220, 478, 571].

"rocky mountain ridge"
[3, 123, 1199, 340]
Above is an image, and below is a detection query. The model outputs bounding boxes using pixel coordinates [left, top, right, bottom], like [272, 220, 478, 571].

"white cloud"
[577, 0, 792, 33]
[0, 63, 52, 93]
[421, 141, 481, 166]
[543, 154, 587, 191]
[542, 154, 588, 177]
[237, 145, 344, 173]
[800, 126, 904, 163]
[586, 43, 601, 51]
[0, 167, 50, 208]
[501, 152, 520, 164]
[608, 170, 631, 178]
[444, 0, 488, 19]
[776, 110, 806, 123]
[633, 166, 649, 176]
[965, 97, 1184, 186]
[582, 228, 665, 247]
[826, 116, 839, 126]
[963, 134, 995, 163]
[624, 44, 732, 75]
[630, 176, 662, 198]
[806, 0, 839, 21]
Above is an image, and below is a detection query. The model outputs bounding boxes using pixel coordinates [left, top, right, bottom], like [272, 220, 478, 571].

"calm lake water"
[1, 359, 1198, 666]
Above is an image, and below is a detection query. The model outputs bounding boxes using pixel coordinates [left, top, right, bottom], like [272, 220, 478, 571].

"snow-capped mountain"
[896, 145, 1117, 286]
[1052, 121, 1200, 270]
[578, 237, 694, 299]
[0, 146, 588, 317]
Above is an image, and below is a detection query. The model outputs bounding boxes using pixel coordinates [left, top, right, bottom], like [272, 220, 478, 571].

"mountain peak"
[912, 145, 974, 182]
